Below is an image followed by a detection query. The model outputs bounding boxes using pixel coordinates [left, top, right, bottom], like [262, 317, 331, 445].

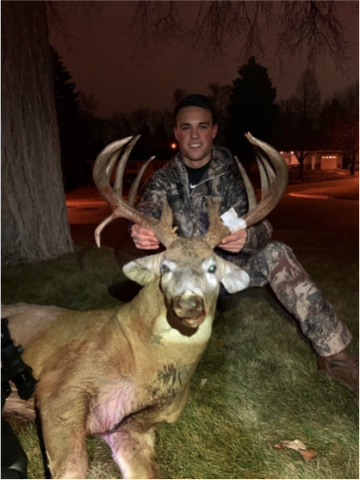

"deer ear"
[123, 252, 165, 286]
[216, 257, 250, 294]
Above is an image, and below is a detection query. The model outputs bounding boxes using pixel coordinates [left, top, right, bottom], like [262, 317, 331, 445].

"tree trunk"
[297, 154, 304, 180]
[1, 1, 73, 266]
[350, 152, 355, 176]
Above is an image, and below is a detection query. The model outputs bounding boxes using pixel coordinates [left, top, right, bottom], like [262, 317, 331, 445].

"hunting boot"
[317, 347, 359, 393]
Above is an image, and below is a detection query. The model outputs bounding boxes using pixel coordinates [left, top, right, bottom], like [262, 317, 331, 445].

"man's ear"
[123, 252, 165, 286]
[212, 123, 218, 139]
[216, 256, 250, 294]
[173, 126, 179, 141]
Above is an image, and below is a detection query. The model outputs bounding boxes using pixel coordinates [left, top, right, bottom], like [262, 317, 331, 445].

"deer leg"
[102, 425, 159, 479]
[37, 392, 89, 479]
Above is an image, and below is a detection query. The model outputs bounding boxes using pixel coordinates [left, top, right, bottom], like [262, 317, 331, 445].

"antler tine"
[242, 133, 288, 227]
[93, 137, 178, 248]
[94, 213, 117, 248]
[128, 156, 155, 207]
[93, 137, 133, 247]
[113, 135, 141, 198]
[234, 156, 258, 213]
[93, 136, 133, 192]
[256, 150, 276, 202]
[204, 197, 231, 249]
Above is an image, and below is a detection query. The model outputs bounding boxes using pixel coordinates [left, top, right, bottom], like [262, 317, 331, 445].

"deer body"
[0, 281, 212, 424]
[3, 240, 247, 479]
[3, 135, 287, 478]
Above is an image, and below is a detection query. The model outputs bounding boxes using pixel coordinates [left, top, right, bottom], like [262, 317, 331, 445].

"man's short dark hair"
[174, 94, 217, 125]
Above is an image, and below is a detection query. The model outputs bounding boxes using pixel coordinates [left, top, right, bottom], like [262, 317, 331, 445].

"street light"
[171, 143, 177, 149]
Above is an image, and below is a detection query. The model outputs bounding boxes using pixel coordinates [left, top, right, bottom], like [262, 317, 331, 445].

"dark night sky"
[49, 2, 359, 118]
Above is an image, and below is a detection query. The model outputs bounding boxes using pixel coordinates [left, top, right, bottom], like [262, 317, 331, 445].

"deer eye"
[208, 265, 217, 274]
[160, 264, 171, 274]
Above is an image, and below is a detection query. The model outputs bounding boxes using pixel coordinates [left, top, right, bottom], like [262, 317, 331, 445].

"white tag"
[220, 207, 247, 233]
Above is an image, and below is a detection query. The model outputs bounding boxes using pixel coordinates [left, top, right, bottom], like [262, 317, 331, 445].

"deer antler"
[94, 134, 288, 251]
[204, 133, 288, 248]
[240, 133, 289, 226]
[93, 136, 178, 248]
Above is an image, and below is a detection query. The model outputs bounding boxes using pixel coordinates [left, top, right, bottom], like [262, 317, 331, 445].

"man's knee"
[264, 241, 294, 259]
[262, 241, 305, 286]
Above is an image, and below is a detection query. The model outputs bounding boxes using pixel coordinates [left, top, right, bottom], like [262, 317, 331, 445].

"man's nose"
[190, 128, 199, 138]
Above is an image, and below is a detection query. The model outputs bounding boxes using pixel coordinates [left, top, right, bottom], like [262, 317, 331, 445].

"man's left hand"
[218, 229, 247, 253]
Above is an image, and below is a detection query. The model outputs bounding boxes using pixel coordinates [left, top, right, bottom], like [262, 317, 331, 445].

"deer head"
[93, 135, 288, 329]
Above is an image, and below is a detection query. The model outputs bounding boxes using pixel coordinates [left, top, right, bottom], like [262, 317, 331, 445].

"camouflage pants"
[219, 241, 352, 357]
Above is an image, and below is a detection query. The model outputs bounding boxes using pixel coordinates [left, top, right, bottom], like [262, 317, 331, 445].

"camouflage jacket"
[136, 146, 273, 256]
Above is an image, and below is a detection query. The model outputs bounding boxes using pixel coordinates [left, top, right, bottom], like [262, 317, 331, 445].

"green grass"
[2, 231, 358, 479]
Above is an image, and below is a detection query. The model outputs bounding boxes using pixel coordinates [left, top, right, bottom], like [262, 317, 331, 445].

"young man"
[130, 94, 358, 394]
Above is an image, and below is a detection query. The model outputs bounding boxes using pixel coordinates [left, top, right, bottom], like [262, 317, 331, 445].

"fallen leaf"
[274, 439, 307, 451]
[274, 439, 317, 463]
[200, 379, 208, 388]
[299, 449, 318, 462]
[274, 443, 285, 449]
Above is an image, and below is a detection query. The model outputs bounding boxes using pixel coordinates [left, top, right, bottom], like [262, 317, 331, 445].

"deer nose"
[173, 295, 205, 319]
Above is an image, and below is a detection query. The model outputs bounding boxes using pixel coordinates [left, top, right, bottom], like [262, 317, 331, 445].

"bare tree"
[172, 88, 187, 105]
[104, 107, 173, 152]
[147, 108, 173, 138]
[129, 1, 356, 70]
[336, 82, 359, 175]
[79, 92, 98, 115]
[208, 82, 232, 145]
[103, 112, 132, 144]
[279, 68, 321, 179]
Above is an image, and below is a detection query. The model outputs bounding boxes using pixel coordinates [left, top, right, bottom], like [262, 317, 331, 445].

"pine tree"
[51, 46, 84, 188]
[224, 57, 278, 164]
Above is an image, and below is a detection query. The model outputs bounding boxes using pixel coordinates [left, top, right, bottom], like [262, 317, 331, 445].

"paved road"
[268, 177, 358, 235]
[268, 196, 358, 236]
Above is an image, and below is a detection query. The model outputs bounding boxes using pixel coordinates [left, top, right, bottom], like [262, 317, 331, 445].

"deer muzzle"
[172, 295, 206, 328]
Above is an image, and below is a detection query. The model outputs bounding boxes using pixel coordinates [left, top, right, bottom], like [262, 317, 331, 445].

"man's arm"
[241, 220, 273, 254]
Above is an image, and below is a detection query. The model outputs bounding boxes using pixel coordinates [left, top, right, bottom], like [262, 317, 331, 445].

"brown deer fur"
[2, 238, 250, 479]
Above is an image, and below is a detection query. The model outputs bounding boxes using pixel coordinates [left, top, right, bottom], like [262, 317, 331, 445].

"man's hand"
[218, 229, 247, 253]
[131, 224, 160, 250]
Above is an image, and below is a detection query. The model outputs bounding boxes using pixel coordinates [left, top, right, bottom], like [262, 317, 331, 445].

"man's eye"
[208, 265, 217, 274]
[160, 264, 170, 274]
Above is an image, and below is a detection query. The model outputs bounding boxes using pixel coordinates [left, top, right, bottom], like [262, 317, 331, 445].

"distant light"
[290, 151, 294, 154]
[280, 151, 283, 154]
[171, 143, 177, 149]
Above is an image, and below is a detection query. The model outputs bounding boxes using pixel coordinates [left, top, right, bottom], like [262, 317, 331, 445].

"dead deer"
[2, 134, 288, 479]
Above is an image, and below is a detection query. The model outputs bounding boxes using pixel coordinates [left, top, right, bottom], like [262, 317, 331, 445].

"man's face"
[174, 106, 218, 168]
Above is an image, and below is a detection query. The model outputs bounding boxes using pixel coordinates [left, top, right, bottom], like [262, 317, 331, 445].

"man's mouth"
[189, 143, 202, 148]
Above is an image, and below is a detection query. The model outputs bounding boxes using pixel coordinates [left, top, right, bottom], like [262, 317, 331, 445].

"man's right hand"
[131, 224, 160, 250]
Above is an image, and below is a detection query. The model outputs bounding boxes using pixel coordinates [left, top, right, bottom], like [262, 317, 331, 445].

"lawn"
[2, 230, 358, 479]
